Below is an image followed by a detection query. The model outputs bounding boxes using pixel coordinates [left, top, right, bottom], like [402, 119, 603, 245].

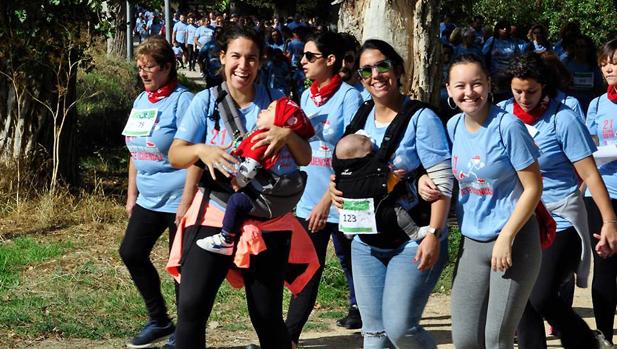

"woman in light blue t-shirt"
[440, 54, 543, 349]
[331, 39, 453, 349]
[120, 36, 193, 349]
[584, 38, 617, 346]
[499, 52, 615, 348]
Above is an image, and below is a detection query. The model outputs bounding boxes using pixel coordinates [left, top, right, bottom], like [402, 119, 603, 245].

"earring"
[447, 97, 457, 110]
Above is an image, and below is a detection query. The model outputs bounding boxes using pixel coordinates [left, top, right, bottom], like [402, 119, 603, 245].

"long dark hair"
[217, 25, 265, 58]
[598, 38, 617, 66]
[504, 52, 557, 98]
[358, 39, 406, 87]
[305, 31, 345, 75]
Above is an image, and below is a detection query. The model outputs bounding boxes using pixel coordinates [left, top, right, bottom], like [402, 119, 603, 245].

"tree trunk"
[0, 64, 79, 187]
[0, 72, 55, 183]
[107, 1, 128, 59]
[337, 0, 441, 105]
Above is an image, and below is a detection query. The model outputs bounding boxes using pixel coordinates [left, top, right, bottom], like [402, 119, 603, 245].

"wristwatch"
[426, 226, 442, 238]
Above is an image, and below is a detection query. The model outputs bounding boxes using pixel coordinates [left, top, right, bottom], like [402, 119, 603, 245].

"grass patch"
[434, 226, 462, 294]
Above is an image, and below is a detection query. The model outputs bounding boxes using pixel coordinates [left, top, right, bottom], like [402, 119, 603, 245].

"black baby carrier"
[332, 99, 434, 248]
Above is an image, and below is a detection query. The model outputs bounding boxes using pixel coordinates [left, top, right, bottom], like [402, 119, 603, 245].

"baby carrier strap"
[376, 99, 433, 163]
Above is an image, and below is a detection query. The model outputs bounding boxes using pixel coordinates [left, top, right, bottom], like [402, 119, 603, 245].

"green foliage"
[472, 0, 617, 44]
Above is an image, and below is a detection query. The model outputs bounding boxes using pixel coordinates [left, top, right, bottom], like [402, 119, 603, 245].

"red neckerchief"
[309, 74, 342, 107]
[512, 96, 549, 125]
[146, 79, 178, 103]
[607, 86, 617, 103]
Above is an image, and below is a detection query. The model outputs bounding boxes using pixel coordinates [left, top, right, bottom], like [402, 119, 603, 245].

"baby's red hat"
[274, 97, 315, 139]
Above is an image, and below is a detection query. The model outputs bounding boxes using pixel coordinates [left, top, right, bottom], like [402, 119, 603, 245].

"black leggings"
[585, 197, 617, 344]
[517, 227, 596, 348]
[119, 204, 178, 324]
[175, 225, 292, 349]
[285, 219, 335, 343]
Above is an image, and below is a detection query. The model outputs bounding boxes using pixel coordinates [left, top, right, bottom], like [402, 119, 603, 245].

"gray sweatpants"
[451, 218, 541, 349]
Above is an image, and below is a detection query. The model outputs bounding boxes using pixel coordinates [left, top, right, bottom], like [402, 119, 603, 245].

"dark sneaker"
[593, 330, 612, 349]
[126, 320, 174, 348]
[161, 333, 176, 349]
[336, 305, 362, 330]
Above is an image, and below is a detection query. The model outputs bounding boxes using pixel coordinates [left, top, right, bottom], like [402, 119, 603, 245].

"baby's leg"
[221, 192, 255, 242]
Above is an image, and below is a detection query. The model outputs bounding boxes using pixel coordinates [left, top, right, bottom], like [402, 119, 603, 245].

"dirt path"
[20, 284, 615, 349]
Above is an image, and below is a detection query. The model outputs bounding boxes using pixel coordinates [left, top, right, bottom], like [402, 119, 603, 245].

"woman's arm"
[126, 158, 138, 217]
[574, 156, 617, 256]
[175, 165, 202, 225]
[492, 162, 543, 271]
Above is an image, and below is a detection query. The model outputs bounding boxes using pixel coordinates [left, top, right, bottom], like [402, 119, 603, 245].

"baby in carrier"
[196, 97, 314, 255]
[333, 133, 429, 240]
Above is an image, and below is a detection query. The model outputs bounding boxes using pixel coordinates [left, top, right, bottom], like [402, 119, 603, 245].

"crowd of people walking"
[119, 7, 617, 349]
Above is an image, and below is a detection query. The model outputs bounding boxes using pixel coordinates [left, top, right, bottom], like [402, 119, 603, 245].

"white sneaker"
[196, 233, 234, 256]
[593, 330, 613, 349]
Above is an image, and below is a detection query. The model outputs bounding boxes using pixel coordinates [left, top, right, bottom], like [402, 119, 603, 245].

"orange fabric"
[166, 190, 320, 295]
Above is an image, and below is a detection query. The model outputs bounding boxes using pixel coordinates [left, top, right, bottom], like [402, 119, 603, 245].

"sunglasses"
[357, 59, 393, 79]
[302, 51, 323, 63]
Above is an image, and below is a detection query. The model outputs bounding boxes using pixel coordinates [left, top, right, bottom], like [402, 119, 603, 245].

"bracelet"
[603, 220, 617, 224]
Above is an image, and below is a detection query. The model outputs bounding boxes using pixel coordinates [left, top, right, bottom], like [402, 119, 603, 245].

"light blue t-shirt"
[286, 39, 304, 67]
[126, 86, 193, 213]
[195, 25, 214, 48]
[173, 21, 188, 44]
[586, 94, 617, 199]
[555, 90, 585, 120]
[498, 98, 596, 231]
[482, 37, 521, 75]
[363, 101, 451, 210]
[295, 82, 363, 222]
[448, 106, 540, 241]
[186, 24, 197, 45]
[175, 84, 295, 176]
[351, 81, 372, 102]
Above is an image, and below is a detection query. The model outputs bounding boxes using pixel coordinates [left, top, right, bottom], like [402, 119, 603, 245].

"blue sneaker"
[126, 320, 174, 348]
[161, 333, 176, 349]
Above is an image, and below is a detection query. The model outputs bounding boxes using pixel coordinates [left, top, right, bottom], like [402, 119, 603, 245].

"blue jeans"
[352, 235, 447, 349]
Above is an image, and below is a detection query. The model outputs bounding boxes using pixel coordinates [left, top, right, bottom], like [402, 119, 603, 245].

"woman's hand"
[175, 201, 190, 226]
[595, 222, 617, 258]
[126, 196, 137, 218]
[250, 125, 292, 159]
[492, 233, 514, 272]
[414, 234, 439, 271]
[307, 195, 332, 233]
[197, 143, 238, 180]
[329, 175, 344, 209]
[418, 174, 442, 202]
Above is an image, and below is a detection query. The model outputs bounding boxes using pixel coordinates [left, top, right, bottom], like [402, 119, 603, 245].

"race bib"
[572, 72, 594, 90]
[122, 108, 158, 137]
[338, 198, 378, 234]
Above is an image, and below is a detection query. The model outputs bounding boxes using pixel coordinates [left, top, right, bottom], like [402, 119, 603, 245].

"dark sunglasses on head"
[302, 51, 323, 63]
[357, 59, 393, 79]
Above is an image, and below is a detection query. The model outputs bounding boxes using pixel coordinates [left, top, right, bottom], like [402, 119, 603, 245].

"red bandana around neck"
[607, 86, 617, 103]
[513, 96, 550, 125]
[146, 79, 178, 103]
[309, 74, 342, 107]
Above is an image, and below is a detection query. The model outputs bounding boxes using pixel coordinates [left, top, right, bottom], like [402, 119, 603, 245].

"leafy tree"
[0, 0, 101, 186]
[472, 0, 617, 44]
